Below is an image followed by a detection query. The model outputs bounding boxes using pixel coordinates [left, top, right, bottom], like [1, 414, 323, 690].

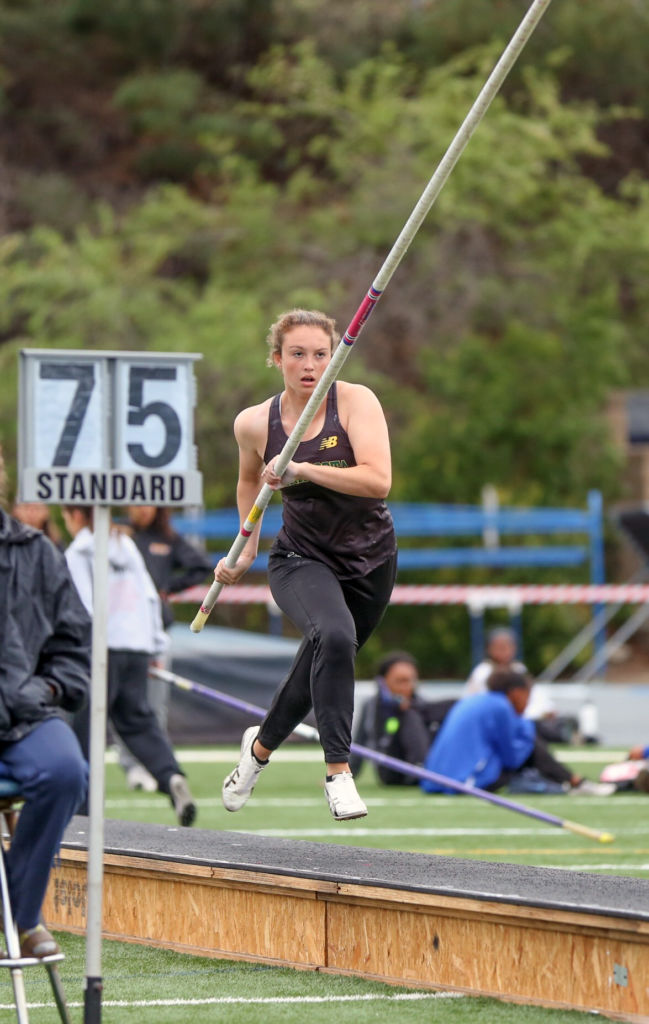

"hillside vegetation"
[2, 0, 649, 672]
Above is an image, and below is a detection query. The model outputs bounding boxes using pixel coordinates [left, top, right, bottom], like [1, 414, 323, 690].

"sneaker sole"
[327, 798, 368, 821]
[178, 802, 197, 827]
[331, 809, 368, 821]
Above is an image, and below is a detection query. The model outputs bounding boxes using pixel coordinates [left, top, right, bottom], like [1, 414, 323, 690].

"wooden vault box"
[43, 819, 649, 1022]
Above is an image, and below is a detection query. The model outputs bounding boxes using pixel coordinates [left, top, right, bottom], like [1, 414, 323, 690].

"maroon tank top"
[263, 383, 396, 579]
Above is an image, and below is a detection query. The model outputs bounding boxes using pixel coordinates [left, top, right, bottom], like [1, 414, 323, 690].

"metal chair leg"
[0, 840, 31, 1024]
[1, 799, 71, 1024]
[45, 962, 72, 1024]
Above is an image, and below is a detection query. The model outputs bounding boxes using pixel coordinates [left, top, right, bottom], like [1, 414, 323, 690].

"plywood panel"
[325, 900, 649, 1019]
[44, 860, 326, 966]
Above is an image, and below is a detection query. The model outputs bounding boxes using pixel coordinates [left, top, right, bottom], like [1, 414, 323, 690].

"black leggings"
[74, 650, 182, 804]
[490, 738, 573, 791]
[258, 551, 397, 764]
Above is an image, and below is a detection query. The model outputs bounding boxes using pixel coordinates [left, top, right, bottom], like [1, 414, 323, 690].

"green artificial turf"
[0, 931, 620, 1024]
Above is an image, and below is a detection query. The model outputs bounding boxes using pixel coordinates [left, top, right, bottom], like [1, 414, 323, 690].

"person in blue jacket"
[421, 670, 535, 793]
[421, 670, 615, 796]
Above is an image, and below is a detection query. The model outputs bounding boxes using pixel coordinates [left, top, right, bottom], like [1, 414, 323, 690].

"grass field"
[2, 742, 644, 1023]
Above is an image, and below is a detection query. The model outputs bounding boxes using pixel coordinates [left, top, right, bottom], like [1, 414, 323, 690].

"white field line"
[105, 748, 324, 764]
[557, 750, 627, 763]
[104, 748, 629, 765]
[232, 826, 649, 839]
[103, 794, 646, 810]
[103, 796, 461, 809]
[0, 992, 464, 1011]
[563, 863, 649, 872]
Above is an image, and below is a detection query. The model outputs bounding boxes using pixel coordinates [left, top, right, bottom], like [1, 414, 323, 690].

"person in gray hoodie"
[62, 506, 196, 827]
[0, 454, 90, 960]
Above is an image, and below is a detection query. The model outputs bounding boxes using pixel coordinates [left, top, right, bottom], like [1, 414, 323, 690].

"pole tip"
[190, 611, 208, 633]
[598, 831, 615, 844]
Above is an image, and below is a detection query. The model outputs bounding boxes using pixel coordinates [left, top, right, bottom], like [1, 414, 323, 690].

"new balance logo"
[319, 435, 338, 450]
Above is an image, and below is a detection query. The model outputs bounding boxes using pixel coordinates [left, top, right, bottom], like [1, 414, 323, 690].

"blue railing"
[173, 491, 605, 663]
[173, 491, 604, 580]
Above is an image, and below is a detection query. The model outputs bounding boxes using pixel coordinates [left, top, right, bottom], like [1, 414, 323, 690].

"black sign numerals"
[127, 366, 182, 468]
[39, 363, 95, 467]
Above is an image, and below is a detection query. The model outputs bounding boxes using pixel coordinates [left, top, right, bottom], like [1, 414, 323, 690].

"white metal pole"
[191, 0, 554, 633]
[83, 505, 110, 1024]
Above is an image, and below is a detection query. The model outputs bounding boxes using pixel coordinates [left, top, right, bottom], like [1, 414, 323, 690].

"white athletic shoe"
[222, 727, 268, 812]
[325, 771, 367, 821]
[570, 779, 617, 797]
[169, 773, 197, 827]
[126, 764, 158, 793]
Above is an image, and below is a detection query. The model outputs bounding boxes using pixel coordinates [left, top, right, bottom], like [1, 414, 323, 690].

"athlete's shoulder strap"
[326, 381, 339, 426]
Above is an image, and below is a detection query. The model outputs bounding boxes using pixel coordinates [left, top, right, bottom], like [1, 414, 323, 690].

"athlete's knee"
[312, 620, 355, 659]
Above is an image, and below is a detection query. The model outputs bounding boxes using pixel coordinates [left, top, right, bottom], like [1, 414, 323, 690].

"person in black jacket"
[127, 507, 213, 631]
[0, 460, 90, 960]
[114, 506, 212, 792]
[349, 652, 456, 785]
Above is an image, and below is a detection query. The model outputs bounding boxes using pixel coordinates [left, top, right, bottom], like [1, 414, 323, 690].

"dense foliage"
[2, 0, 649, 674]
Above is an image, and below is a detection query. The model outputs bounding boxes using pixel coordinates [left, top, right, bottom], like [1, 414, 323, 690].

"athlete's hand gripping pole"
[190, 0, 554, 634]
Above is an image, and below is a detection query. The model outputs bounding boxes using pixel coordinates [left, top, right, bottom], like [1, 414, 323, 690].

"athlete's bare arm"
[262, 383, 392, 499]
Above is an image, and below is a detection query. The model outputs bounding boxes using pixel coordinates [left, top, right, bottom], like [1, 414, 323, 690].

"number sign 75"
[39, 361, 183, 469]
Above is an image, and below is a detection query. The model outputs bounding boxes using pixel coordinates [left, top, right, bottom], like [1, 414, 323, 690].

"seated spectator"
[0, 450, 90, 959]
[349, 652, 455, 785]
[421, 670, 615, 796]
[464, 627, 526, 696]
[599, 743, 649, 793]
[464, 627, 579, 744]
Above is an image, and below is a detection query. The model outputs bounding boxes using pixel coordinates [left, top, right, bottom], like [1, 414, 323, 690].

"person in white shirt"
[62, 505, 196, 827]
[465, 627, 527, 696]
[464, 626, 580, 744]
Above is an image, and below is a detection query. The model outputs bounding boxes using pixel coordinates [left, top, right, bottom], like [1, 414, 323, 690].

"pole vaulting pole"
[190, 0, 554, 634]
[150, 667, 614, 844]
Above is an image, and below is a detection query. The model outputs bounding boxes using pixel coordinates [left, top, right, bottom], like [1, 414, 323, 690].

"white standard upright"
[18, 349, 203, 1024]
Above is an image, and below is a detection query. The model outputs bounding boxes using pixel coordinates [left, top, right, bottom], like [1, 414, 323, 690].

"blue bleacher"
[173, 491, 606, 661]
[173, 491, 604, 580]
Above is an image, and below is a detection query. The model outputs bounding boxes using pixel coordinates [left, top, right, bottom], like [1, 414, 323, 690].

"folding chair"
[0, 778, 71, 1024]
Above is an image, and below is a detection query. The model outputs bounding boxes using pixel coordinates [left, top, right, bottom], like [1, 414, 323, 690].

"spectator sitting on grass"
[421, 670, 615, 797]
[349, 651, 456, 785]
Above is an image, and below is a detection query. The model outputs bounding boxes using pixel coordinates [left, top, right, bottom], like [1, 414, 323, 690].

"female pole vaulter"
[215, 309, 397, 820]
